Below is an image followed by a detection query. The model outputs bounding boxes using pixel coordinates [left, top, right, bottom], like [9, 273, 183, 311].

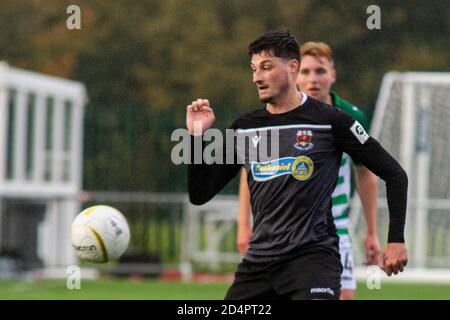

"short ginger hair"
[300, 41, 334, 66]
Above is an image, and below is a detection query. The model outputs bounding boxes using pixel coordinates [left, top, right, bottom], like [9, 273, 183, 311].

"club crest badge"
[291, 156, 314, 180]
[294, 130, 314, 151]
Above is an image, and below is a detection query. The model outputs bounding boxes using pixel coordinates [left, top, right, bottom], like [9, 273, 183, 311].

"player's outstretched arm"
[354, 166, 381, 265]
[237, 168, 252, 255]
[332, 109, 408, 276]
[186, 98, 241, 205]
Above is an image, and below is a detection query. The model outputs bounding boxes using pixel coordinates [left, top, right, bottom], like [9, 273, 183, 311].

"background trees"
[1, 0, 448, 192]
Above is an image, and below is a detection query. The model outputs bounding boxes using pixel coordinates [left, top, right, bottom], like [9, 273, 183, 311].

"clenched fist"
[379, 243, 408, 276]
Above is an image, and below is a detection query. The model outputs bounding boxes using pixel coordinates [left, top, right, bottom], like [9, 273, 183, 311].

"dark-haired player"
[186, 30, 408, 300]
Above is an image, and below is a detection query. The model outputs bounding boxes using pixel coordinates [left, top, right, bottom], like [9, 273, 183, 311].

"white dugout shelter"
[0, 62, 86, 269]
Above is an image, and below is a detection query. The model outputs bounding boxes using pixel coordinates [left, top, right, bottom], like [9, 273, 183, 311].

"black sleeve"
[332, 109, 408, 243]
[187, 125, 242, 205]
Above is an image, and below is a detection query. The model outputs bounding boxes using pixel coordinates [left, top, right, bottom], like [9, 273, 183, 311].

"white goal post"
[351, 72, 450, 270]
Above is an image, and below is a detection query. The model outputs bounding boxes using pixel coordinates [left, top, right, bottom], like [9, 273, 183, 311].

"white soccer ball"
[70, 205, 130, 263]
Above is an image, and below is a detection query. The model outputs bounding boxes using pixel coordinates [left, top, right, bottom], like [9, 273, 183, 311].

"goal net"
[350, 72, 450, 269]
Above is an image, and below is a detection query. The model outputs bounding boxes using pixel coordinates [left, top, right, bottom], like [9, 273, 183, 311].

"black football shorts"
[225, 249, 342, 300]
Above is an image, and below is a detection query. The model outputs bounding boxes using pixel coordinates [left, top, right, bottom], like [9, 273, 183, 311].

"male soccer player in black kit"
[186, 30, 408, 300]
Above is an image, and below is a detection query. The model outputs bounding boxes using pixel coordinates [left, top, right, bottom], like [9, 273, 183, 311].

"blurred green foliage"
[1, 0, 448, 192]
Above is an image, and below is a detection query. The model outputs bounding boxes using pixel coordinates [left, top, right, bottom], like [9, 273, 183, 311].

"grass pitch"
[1, 278, 450, 300]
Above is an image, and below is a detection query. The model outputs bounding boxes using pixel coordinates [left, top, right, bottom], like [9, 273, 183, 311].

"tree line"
[1, 0, 448, 192]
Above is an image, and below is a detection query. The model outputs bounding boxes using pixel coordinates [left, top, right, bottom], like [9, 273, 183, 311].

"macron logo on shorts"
[310, 288, 335, 296]
[350, 120, 369, 144]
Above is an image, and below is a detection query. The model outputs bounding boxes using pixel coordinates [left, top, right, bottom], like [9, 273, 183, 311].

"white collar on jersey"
[300, 91, 307, 106]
